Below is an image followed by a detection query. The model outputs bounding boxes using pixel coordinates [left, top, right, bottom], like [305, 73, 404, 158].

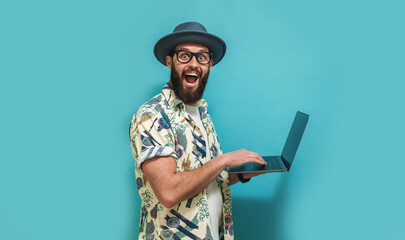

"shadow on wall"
[126, 164, 142, 240]
[232, 176, 289, 240]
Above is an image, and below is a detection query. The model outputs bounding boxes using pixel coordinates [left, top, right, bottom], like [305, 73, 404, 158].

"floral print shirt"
[129, 84, 234, 240]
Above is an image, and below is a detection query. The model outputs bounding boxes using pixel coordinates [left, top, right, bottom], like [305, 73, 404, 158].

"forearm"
[154, 155, 228, 208]
[143, 149, 266, 208]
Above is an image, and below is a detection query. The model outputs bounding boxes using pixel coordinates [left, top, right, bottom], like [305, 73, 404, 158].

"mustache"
[182, 67, 201, 76]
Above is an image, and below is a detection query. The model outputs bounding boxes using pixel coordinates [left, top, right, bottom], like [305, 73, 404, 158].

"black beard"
[170, 66, 209, 105]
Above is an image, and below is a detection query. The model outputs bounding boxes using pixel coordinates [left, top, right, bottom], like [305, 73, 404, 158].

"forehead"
[174, 43, 209, 52]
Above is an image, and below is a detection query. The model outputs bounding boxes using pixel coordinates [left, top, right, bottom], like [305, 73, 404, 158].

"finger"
[254, 153, 266, 165]
[248, 152, 264, 161]
[243, 173, 254, 179]
[249, 157, 266, 165]
[259, 155, 266, 165]
[258, 159, 267, 165]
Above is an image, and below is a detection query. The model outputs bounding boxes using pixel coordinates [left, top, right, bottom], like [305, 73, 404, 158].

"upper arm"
[142, 156, 181, 208]
[141, 155, 177, 202]
[129, 108, 177, 170]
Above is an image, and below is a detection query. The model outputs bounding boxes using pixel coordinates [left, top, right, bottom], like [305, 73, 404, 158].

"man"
[129, 22, 266, 240]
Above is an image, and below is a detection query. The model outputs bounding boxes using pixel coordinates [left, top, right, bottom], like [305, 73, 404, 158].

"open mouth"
[184, 73, 199, 84]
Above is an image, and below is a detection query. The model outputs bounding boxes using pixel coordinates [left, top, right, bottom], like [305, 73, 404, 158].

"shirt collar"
[161, 83, 208, 110]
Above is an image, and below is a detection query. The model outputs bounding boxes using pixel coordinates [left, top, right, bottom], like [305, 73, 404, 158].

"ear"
[208, 59, 213, 71]
[166, 55, 172, 69]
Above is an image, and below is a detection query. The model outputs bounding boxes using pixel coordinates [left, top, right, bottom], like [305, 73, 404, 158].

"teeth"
[186, 73, 198, 77]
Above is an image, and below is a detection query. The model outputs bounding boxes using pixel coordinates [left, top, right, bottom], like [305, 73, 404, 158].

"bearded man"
[129, 22, 266, 240]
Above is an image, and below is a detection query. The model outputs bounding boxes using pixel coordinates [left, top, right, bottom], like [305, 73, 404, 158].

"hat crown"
[154, 21, 226, 66]
[173, 22, 207, 33]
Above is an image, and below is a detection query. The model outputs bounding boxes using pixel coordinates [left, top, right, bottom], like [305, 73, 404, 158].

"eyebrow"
[177, 47, 209, 52]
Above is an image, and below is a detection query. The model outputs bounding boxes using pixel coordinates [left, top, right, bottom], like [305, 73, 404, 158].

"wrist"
[237, 173, 251, 183]
[218, 154, 229, 170]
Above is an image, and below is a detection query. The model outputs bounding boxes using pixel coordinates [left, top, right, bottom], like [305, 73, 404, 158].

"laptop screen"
[281, 111, 309, 169]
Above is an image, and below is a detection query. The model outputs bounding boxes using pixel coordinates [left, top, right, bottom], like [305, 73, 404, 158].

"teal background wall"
[1, 0, 404, 239]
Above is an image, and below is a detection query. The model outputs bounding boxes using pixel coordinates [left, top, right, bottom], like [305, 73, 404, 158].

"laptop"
[228, 111, 309, 173]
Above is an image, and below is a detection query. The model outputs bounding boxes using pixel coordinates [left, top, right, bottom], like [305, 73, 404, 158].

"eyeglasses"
[171, 50, 212, 65]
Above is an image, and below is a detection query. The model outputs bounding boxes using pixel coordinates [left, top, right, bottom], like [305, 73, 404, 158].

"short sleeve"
[129, 108, 177, 170]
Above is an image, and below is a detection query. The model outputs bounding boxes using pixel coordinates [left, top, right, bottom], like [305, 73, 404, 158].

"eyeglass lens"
[177, 51, 210, 64]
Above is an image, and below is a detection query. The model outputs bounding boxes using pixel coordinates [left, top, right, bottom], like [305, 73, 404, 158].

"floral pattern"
[130, 84, 233, 240]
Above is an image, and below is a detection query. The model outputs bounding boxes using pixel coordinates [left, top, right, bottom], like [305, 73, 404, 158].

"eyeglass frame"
[170, 50, 213, 65]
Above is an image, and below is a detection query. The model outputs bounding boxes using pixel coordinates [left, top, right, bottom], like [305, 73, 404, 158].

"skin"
[141, 43, 267, 208]
[166, 43, 211, 100]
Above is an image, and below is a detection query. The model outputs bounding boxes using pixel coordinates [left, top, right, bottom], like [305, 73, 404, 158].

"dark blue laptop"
[228, 111, 309, 173]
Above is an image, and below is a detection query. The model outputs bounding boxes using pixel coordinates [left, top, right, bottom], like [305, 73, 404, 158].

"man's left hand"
[229, 172, 266, 185]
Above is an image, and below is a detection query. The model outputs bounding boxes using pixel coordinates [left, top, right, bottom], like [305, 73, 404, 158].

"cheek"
[174, 65, 185, 75]
[202, 67, 210, 76]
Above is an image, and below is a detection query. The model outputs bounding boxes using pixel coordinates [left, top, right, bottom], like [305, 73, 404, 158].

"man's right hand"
[223, 149, 267, 185]
[222, 148, 267, 168]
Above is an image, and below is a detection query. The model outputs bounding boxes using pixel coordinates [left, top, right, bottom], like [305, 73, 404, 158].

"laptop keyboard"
[264, 156, 282, 170]
[255, 164, 266, 170]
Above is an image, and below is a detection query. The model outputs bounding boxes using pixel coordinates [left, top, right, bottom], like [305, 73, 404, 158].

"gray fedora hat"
[154, 22, 226, 66]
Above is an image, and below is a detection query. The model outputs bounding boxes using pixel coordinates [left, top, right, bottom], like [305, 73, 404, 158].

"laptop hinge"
[281, 156, 291, 170]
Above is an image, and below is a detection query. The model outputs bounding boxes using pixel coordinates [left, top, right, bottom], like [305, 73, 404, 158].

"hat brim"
[154, 31, 226, 66]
